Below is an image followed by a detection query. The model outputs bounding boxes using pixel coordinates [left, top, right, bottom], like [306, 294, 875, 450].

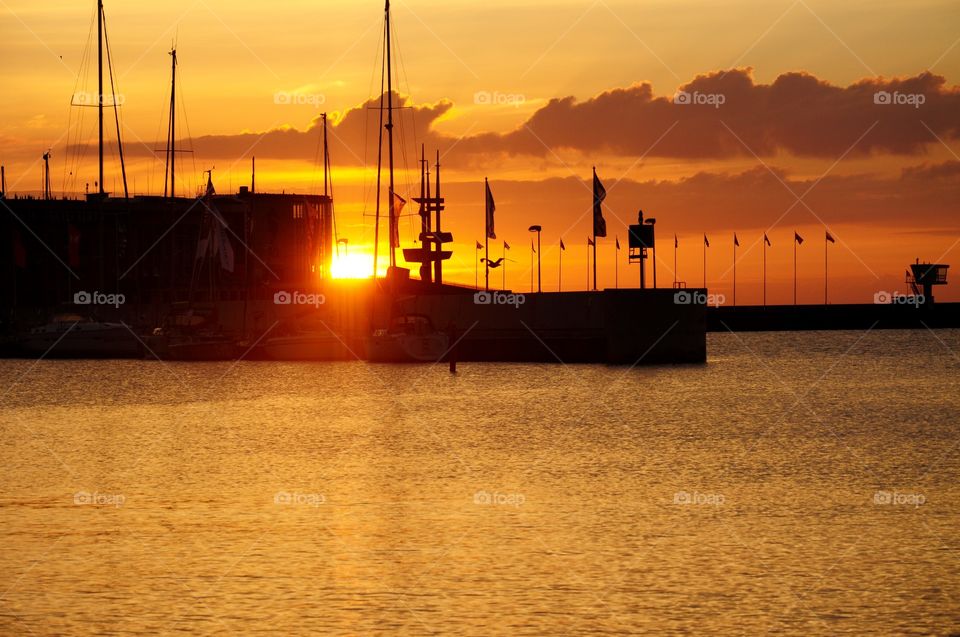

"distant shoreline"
[708, 302, 960, 332]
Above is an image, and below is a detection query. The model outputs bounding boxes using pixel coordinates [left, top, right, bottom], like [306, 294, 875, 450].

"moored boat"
[18, 314, 142, 359]
[367, 314, 449, 363]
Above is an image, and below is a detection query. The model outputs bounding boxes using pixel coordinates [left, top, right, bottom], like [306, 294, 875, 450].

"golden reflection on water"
[1, 330, 959, 635]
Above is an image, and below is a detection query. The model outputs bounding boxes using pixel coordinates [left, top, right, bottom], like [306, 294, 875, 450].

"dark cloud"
[453, 70, 960, 160]
[71, 70, 960, 166]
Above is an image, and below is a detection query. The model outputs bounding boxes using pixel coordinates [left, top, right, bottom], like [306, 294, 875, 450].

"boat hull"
[366, 333, 449, 363]
[18, 325, 142, 359]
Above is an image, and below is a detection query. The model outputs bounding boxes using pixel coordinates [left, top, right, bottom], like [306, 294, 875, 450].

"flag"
[616, 236, 621, 250]
[476, 240, 482, 250]
[531, 239, 536, 254]
[592, 168, 607, 237]
[504, 241, 511, 250]
[216, 224, 235, 273]
[204, 171, 216, 198]
[390, 190, 406, 247]
[13, 230, 26, 268]
[587, 237, 595, 247]
[674, 234, 678, 249]
[560, 238, 566, 251]
[795, 231, 804, 245]
[206, 208, 235, 273]
[826, 231, 835, 243]
[764, 233, 771, 247]
[733, 233, 739, 247]
[68, 224, 81, 267]
[704, 234, 710, 248]
[485, 179, 496, 239]
[195, 237, 209, 261]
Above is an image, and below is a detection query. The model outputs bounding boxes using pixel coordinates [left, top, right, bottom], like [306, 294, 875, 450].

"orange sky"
[2, 0, 959, 302]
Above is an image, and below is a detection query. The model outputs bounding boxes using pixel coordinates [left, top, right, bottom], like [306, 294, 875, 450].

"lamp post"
[528, 225, 542, 293]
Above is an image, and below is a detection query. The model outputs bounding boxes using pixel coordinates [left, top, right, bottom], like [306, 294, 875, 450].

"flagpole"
[793, 235, 797, 305]
[559, 243, 563, 292]
[652, 239, 657, 289]
[703, 239, 706, 289]
[592, 230, 597, 291]
[824, 233, 828, 305]
[586, 239, 589, 290]
[673, 235, 677, 288]
[475, 246, 478, 289]
[615, 237, 618, 289]
[484, 179, 489, 291]
[592, 167, 598, 291]
[763, 237, 767, 307]
[733, 238, 737, 306]
[503, 241, 506, 291]
[537, 232, 542, 293]
[530, 242, 534, 293]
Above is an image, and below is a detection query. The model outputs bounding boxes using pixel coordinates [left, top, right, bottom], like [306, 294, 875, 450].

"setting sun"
[330, 252, 373, 279]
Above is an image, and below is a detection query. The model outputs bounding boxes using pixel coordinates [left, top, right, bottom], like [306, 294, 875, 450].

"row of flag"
[484, 170, 837, 257]
[701, 231, 836, 247]
[477, 237, 623, 252]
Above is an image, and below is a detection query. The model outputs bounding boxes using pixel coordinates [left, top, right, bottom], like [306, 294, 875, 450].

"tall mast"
[322, 113, 328, 198]
[97, 0, 104, 195]
[434, 149, 442, 284]
[385, 0, 396, 269]
[168, 48, 177, 198]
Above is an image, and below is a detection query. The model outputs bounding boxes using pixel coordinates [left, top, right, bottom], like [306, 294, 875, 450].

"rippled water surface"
[1, 330, 959, 635]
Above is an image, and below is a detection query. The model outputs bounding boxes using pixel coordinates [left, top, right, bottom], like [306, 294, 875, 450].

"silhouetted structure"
[907, 260, 949, 304]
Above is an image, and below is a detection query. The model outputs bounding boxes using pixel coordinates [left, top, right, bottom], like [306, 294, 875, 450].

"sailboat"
[364, 0, 450, 363]
[19, 314, 141, 359]
[11, 0, 140, 360]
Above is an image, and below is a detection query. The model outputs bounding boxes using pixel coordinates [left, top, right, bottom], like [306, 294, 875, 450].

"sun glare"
[330, 252, 374, 279]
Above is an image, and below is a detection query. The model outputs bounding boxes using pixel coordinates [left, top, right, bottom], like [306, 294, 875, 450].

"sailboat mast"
[168, 48, 177, 198]
[97, 0, 104, 195]
[322, 113, 328, 198]
[385, 0, 396, 269]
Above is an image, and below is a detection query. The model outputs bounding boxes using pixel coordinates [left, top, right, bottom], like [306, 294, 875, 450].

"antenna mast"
[385, 0, 397, 269]
[97, 0, 104, 196]
[164, 47, 177, 198]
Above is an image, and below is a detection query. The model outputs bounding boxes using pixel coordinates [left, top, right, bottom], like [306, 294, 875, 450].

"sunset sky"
[2, 0, 959, 302]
